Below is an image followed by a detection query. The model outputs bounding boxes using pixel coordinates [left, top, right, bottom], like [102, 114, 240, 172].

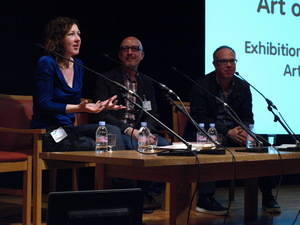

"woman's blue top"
[31, 55, 84, 129]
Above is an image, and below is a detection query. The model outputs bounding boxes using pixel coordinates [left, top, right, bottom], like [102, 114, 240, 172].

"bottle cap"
[198, 123, 205, 128]
[99, 121, 106, 126]
[209, 123, 215, 128]
[141, 122, 147, 127]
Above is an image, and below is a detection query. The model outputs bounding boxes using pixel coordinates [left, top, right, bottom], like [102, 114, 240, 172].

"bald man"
[93, 36, 169, 149]
[92, 37, 170, 211]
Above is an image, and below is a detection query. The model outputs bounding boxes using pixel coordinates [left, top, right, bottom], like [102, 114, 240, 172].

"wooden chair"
[171, 100, 235, 201]
[0, 94, 95, 225]
[171, 101, 190, 141]
[163, 101, 195, 210]
[0, 151, 32, 225]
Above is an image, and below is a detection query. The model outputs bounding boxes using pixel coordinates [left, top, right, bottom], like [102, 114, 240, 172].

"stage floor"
[1, 184, 299, 225]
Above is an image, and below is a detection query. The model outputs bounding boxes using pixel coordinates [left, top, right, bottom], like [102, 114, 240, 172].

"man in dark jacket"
[187, 46, 280, 215]
[93, 36, 169, 212]
[93, 36, 169, 149]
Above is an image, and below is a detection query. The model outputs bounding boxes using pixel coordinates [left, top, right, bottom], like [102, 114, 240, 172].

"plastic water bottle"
[138, 122, 150, 152]
[95, 121, 108, 152]
[197, 123, 207, 144]
[207, 123, 218, 144]
[246, 124, 256, 148]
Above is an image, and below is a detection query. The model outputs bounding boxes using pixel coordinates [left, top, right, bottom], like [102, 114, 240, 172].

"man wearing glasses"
[187, 46, 280, 215]
[93, 36, 169, 149]
[92, 36, 169, 212]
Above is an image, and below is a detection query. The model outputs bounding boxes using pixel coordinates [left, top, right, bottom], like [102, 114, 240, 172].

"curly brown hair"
[43, 17, 80, 62]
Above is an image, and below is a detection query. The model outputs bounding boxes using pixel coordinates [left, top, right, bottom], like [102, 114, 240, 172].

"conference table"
[40, 147, 300, 225]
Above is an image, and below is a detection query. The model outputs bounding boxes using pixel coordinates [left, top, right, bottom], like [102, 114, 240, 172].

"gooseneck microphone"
[171, 67, 264, 147]
[235, 72, 300, 147]
[103, 53, 221, 148]
[35, 44, 193, 151]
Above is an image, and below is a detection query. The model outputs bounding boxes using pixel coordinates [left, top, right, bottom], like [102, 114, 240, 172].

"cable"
[186, 148, 202, 225]
[221, 148, 237, 225]
[292, 209, 300, 225]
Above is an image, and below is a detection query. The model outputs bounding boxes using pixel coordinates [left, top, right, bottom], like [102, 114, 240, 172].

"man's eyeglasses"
[120, 46, 142, 52]
[215, 59, 238, 65]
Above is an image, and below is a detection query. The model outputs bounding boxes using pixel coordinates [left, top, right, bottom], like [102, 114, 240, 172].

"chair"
[0, 151, 32, 225]
[0, 94, 95, 225]
[171, 100, 235, 201]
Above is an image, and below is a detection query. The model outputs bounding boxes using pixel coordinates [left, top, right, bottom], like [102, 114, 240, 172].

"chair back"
[0, 94, 33, 150]
[172, 101, 190, 141]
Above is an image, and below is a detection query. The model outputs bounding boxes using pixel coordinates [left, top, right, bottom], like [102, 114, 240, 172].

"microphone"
[171, 66, 265, 147]
[35, 44, 143, 104]
[35, 44, 193, 152]
[103, 53, 222, 149]
[235, 72, 300, 147]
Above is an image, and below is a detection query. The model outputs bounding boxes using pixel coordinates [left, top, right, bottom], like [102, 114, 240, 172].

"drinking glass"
[107, 134, 117, 151]
[217, 134, 223, 146]
[268, 134, 276, 146]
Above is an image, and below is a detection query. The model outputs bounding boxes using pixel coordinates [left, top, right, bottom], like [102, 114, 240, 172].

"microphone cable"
[171, 67, 240, 224]
[102, 55, 212, 225]
[103, 54, 222, 225]
[292, 209, 300, 225]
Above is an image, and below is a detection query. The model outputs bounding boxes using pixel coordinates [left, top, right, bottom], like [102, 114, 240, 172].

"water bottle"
[207, 123, 218, 144]
[246, 124, 256, 148]
[197, 123, 207, 144]
[95, 121, 108, 152]
[138, 122, 150, 152]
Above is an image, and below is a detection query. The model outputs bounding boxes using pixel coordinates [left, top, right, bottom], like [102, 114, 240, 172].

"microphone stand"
[103, 53, 221, 148]
[36, 44, 193, 151]
[235, 72, 300, 147]
[164, 94, 222, 148]
[171, 67, 264, 147]
[123, 95, 192, 151]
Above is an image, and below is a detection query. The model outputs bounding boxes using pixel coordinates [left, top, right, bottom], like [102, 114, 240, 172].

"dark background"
[0, 3, 204, 128]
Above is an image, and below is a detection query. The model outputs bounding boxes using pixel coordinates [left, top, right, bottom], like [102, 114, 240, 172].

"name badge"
[143, 101, 152, 111]
[50, 127, 68, 143]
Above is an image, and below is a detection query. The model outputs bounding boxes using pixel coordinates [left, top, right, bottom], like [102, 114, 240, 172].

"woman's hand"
[67, 96, 126, 113]
[79, 99, 106, 113]
[98, 95, 126, 111]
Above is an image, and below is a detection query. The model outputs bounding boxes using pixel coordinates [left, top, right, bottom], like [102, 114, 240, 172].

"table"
[40, 148, 300, 225]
